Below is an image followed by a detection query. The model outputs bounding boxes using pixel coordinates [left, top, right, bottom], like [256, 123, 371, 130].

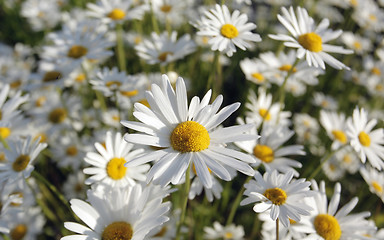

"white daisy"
[135, 31, 196, 65]
[334, 146, 360, 174]
[20, 0, 61, 31]
[319, 110, 349, 150]
[341, 31, 372, 55]
[346, 107, 384, 170]
[299, 180, 376, 240]
[360, 166, 384, 202]
[0, 136, 47, 185]
[195, 4, 261, 57]
[240, 170, 313, 227]
[83, 131, 149, 188]
[62, 184, 171, 240]
[204, 221, 245, 240]
[234, 123, 304, 177]
[269, 6, 353, 69]
[322, 156, 346, 181]
[121, 74, 256, 188]
[0, 84, 29, 124]
[239, 57, 271, 86]
[312, 92, 338, 111]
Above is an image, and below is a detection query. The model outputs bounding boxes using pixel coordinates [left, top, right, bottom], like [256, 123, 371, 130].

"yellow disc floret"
[10, 224, 28, 240]
[263, 187, 287, 205]
[253, 144, 274, 163]
[12, 155, 30, 172]
[358, 131, 371, 147]
[0, 127, 11, 139]
[371, 181, 383, 193]
[160, 4, 172, 13]
[158, 52, 173, 62]
[224, 232, 233, 239]
[107, 8, 126, 20]
[42, 71, 61, 82]
[279, 64, 297, 73]
[314, 214, 342, 240]
[258, 108, 271, 121]
[298, 32, 323, 52]
[66, 146, 78, 156]
[170, 121, 210, 153]
[331, 130, 347, 144]
[120, 90, 138, 97]
[48, 108, 67, 124]
[220, 24, 239, 39]
[251, 73, 264, 82]
[67, 45, 88, 59]
[102, 221, 133, 240]
[106, 157, 127, 180]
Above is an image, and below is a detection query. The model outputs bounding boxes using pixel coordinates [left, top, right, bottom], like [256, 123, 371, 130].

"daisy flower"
[360, 166, 384, 202]
[63, 171, 87, 200]
[0, 84, 29, 124]
[62, 184, 171, 240]
[341, 32, 372, 55]
[234, 123, 304, 176]
[240, 170, 313, 227]
[121, 74, 256, 188]
[269, 6, 353, 69]
[299, 180, 375, 240]
[83, 131, 149, 188]
[135, 31, 196, 66]
[334, 146, 360, 174]
[319, 110, 349, 150]
[20, 0, 61, 31]
[151, 0, 190, 27]
[347, 107, 384, 170]
[312, 92, 338, 111]
[322, 156, 346, 181]
[204, 221, 245, 240]
[195, 4, 261, 57]
[239, 57, 271, 85]
[0, 136, 47, 185]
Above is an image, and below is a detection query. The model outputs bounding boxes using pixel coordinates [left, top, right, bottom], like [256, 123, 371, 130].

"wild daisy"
[240, 170, 313, 227]
[341, 32, 372, 55]
[0, 84, 29, 124]
[61, 184, 171, 240]
[0, 136, 47, 185]
[346, 107, 384, 170]
[204, 221, 245, 240]
[319, 110, 349, 150]
[121, 74, 256, 188]
[334, 146, 360, 174]
[135, 31, 196, 66]
[20, 0, 61, 31]
[360, 166, 384, 202]
[234, 123, 304, 176]
[239, 58, 271, 85]
[195, 4, 261, 57]
[269, 6, 353, 69]
[151, 0, 190, 27]
[299, 180, 375, 240]
[83, 131, 149, 188]
[312, 92, 338, 111]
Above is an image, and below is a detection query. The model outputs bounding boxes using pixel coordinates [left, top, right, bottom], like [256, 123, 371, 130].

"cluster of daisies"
[1, 0, 384, 239]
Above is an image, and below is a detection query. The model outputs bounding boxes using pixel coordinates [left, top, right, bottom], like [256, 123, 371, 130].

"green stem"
[276, 218, 279, 240]
[206, 52, 220, 95]
[150, 2, 160, 34]
[0, 135, 10, 150]
[175, 164, 191, 240]
[226, 175, 253, 225]
[116, 23, 126, 72]
[307, 147, 343, 180]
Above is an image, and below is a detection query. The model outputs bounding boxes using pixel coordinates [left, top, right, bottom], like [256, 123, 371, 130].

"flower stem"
[175, 164, 191, 240]
[116, 23, 126, 72]
[307, 147, 343, 180]
[0, 135, 10, 150]
[276, 218, 279, 240]
[226, 175, 253, 225]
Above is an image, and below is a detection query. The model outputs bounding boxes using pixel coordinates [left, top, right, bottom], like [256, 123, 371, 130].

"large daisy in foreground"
[121, 75, 256, 188]
[269, 6, 353, 70]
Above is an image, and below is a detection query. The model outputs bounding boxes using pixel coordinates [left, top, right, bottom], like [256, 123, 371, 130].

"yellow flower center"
[12, 155, 30, 172]
[120, 89, 138, 97]
[158, 52, 173, 62]
[107, 8, 126, 20]
[35, 96, 47, 107]
[0, 127, 11, 139]
[298, 32, 323, 52]
[253, 144, 274, 163]
[375, 84, 383, 91]
[314, 214, 342, 240]
[371, 181, 383, 193]
[34, 133, 47, 143]
[220, 24, 239, 39]
[10, 80, 22, 89]
[66, 146, 78, 156]
[329, 163, 336, 171]
[358, 131, 371, 147]
[138, 99, 150, 108]
[48, 108, 67, 124]
[258, 108, 271, 121]
[10, 192, 23, 207]
[369, 14, 377, 21]
[224, 232, 233, 239]
[75, 73, 86, 82]
[371, 67, 381, 76]
[106, 157, 127, 180]
[10, 224, 28, 240]
[251, 73, 265, 82]
[134, 36, 142, 44]
[331, 130, 347, 144]
[170, 121, 210, 153]
[342, 154, 351, 163]
[102, 221, 133, 240]
[106, 81, 122, 88]
[353, 41, 362, 50]
[42, 71, 61, 82]
[0, 152, 6, 162]
[279, 64, 297, 73]
[154, 226, 167, 237]
[350, 0, 357, 6]
[67, 45, 88, 59]
[112, 115, 120, 122]
[160, 4, 172, 13]
[263, 187, 287, 205]
[289, 218, 297, 224]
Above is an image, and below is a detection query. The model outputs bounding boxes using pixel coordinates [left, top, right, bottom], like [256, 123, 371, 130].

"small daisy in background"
[195, 4, 261, 57]
[347, 107, 384, 170]
[269, 6, 353, 69]
[122, 75, 256, 188]
[319, 110, 349, 150]
[312, 92, 338, 111]
[135, 31, 196, 66]
[239, 57, 271, 86]
[360, 166, 384, 202]
[341, 32, 372, 55]
[240, 170, 313, 227]
[83, 131, 149, 188]
[204, 221, 245, 240]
